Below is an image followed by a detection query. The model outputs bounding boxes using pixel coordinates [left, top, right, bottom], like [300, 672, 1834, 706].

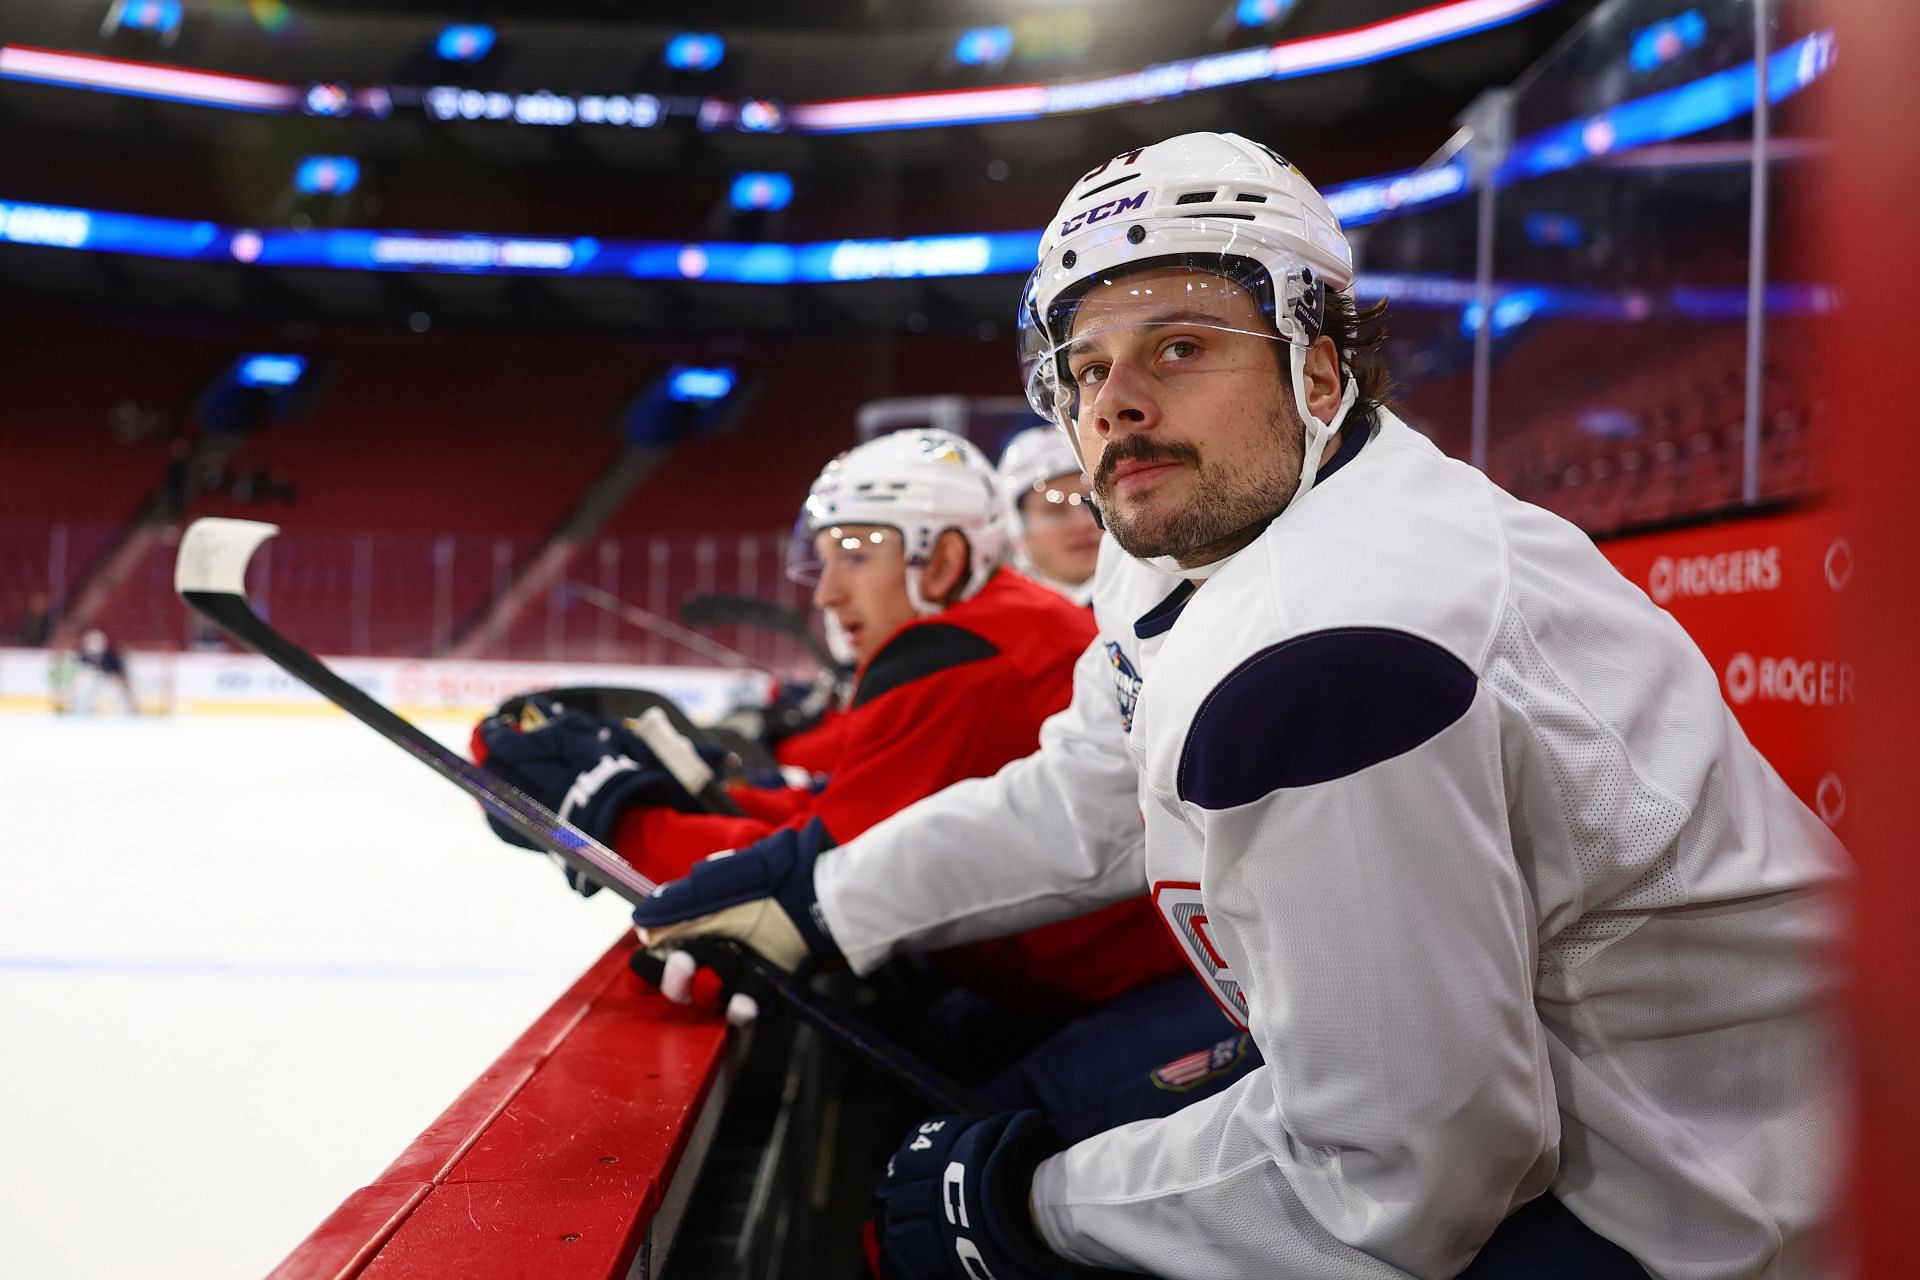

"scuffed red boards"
[270, 936, 731, 1280]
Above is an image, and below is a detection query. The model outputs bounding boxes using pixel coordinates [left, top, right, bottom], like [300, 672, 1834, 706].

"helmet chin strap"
[1135, 352, 1360, 582]
[1283, 345, 1360, 517]
[904, 566, 941, 617]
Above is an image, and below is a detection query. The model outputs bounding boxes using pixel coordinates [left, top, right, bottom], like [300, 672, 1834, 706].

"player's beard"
[1093, 397, 1303, 569]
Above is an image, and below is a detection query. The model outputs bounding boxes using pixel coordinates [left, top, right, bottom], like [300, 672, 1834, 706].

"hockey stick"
[174, 517, 977, 1112]
[678, 594, 848, 679]
[631, 706, 748, 818]
[564, 580, 767, 674]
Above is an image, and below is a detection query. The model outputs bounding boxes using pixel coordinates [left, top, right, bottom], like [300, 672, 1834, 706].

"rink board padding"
[269, 935, 731, 1280]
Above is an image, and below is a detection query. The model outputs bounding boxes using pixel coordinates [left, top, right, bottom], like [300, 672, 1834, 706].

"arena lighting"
[0, 199, 1041, 282]
[1322, 158, 1471, 227]
[735, 98, 786, 133]
[667, 366, 737, 402]
[729, 172, 793, 213]
[0, 0, 1555, 131]
[423, 85, 663, 127]
[0, 44, 300, 111]
[435, 24, 496, 63]
[1498, 29, 1837, 184]
[1458, 287, 1549, 337]
[235, 353, 308, 388]
[1630, 9, 1707, 75]
[247, 0, 294, 35]
[1443, 279, 1837, 335]
[665, 33, 724, 72]
[0, 32, 1836, 281]
[1235, 0, 1299, 30]
[1524, 211, 1588, 248]
[787, 0, 1559, 132]
[1350, 272, 1837, 323]
[107, 0, 182, 39]
[954, 26, 1014, 67]
[294, 155, 359, 196]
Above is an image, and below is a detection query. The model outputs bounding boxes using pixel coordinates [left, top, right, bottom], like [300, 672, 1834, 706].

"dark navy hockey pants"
[963, 973, 1646, 1277]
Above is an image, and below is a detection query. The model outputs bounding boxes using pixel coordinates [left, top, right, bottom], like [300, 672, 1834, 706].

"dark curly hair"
[1326, 290, 1395, 411]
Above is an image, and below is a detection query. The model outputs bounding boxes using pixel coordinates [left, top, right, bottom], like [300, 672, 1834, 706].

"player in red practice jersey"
[477, 428, 1182, 1017]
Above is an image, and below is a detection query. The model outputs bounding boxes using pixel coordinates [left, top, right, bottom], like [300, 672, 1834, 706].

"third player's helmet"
[1018, 132, 1362, 517]
[996, 424, 1087, 537]
[787, 428, 1008, 615]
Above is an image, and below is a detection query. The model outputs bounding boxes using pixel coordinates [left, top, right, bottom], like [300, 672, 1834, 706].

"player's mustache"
[1093, 436, 1201, 495]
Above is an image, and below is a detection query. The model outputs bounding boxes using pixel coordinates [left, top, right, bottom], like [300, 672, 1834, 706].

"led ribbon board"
[0, 0, 1555, 132]
[0, 33, 1835, 282]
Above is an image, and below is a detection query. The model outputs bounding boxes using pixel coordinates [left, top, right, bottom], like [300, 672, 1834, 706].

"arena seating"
[0, 307, 221, 525]
[9, 310, 1827, 660]
[1399, 314, 1827, 538]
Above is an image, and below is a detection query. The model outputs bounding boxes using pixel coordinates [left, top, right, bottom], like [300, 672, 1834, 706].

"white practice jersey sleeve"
[814, 632, 1148, 974]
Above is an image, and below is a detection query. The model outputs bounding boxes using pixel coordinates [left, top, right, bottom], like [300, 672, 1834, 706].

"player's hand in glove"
[874, 1110, 1106, 1280]
[629, 817, 841, 1022]
[471, 693, 706, 895]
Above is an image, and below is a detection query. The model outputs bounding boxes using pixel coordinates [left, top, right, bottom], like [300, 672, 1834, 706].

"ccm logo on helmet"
[1058, 190, 1149, 238]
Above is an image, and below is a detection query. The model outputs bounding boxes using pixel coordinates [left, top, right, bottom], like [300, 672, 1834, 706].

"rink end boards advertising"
[1598, 505, 1849, 838]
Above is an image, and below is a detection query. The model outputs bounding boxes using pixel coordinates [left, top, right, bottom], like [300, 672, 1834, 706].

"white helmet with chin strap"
[997, 424, 1096, 603]
[787, 428, 1008, 616]
[1019, 132, 1362, 573]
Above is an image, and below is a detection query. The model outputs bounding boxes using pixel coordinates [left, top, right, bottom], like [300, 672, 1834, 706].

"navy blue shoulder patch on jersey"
[852, 622, 1000, 709]
[1135, 581, 1197, 640]
[1177, 627, 1477, 809]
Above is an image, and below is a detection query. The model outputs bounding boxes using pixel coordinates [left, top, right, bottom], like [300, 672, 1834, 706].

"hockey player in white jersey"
[998, 424, 1102, 606]
[633, 133, 1847, 1279]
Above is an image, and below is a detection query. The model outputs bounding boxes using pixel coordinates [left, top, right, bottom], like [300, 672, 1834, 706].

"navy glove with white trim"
[629, 817, 842, 1021]
[473, 693, 702, 895]
[874, 1110, 1102, 1280]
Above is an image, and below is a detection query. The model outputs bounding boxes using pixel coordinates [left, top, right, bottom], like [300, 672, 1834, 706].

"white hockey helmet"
[787, 428, 1008, 615]
[997, 424, 1096, 603]
[1018, 132, 1362, 527]
[996, 424, 1088, 535]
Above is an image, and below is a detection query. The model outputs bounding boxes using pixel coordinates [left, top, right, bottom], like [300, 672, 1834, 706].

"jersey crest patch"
[1105, 641, 1142, 734]
[1152, 881, 1249, 1030]
[1149, 1033, 1250, 1092]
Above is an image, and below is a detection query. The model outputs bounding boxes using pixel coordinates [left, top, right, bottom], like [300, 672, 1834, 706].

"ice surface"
[0, 711, 637, 1279]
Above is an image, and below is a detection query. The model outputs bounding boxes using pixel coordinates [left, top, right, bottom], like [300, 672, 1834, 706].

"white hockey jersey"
[815, 408, 1847, 1279]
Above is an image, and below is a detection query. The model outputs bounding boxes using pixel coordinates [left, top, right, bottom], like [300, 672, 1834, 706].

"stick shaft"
[178, 583, 976, 1111]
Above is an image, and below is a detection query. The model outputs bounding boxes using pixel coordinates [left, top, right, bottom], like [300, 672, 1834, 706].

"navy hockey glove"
[473, 694, 706, 895]
[875, 1110, 1100, 1280]
[629, 817, 841, 1021]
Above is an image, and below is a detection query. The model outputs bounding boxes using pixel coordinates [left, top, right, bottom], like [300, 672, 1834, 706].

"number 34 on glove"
[874, 1110, 1111, 1280]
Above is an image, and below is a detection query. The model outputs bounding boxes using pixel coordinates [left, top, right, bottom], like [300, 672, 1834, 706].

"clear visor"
[785, 514, 907, 587]
[1023, 278, 1295, 446]
[1019, 217, 1325, 430]
[1016, 475, 1094, 525]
